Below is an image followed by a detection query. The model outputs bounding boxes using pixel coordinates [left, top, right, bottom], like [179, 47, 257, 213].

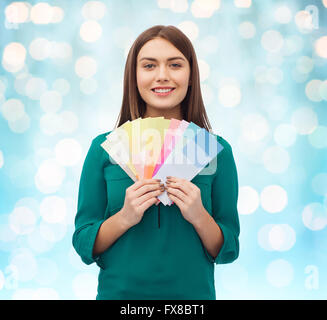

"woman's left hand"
[165, 176, 205, 226]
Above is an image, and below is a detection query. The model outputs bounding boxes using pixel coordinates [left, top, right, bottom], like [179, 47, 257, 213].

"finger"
[166, 185, 186, 203]
[165, 180, 190, 197]
[130, 178, 161, 192]
[137, 188, 164, 207]
[134, 181, 164, 198]
[166, 191, 184, 209]
[139, 196, 158, 212]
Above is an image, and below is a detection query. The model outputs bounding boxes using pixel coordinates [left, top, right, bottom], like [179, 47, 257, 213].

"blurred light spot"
[254, 65, 267, 83]
[238, 21, 256, 39]
[35, 159, 66, 193]
[177, 21, 199, 42]
[268, 224, 296, 251]
[40, 196, 67, 224]
[170, 0, 188, 12]
[266, 67, 283, 85]
[34, 258, 59, 285]
[291, 107, 318, 135]
[314, 36, 327, 59]
[0, 150, 3, 168]
[52, 78, 70, 95]
[0, 270, 4, 290]
[113, 26, 134, 52]
[25, 77, 48, 100]
[40, 113, 62, 135]
[323, 0, 327, 8]
[311, 173, 327, 196]
[27, 228, 54, 253]
[260, 185, 288, 213]
[8, 113, 30, 133]
[274, 5, 292, 24]
[55, 138, 82, 166]
[9, 206, 36, 235]
[308, 125, 327, 149]
[39, 220, 67, 243]
[262, 146, 290, 174]
[261, 30, 284, 53]
[2, 42, 26, 73]
[302, 202, 327, 231]
[5, 2, 30, 23]
[220, 264, 248, 294]
[241, 113, 269, 142]
[48, 42, 72, 60]
[59, 111, 79, 134]
[320, 80, 327, 100]
[14, 72, 31, 95]
[198, 59, 210, 82]
[200, 83, 214, 106]
[305, 79, 323, 102]
[295, 10, 315, 33]
[258, 223, 275, 251]
[72, 272, 98, 299]
[292, 68, 308, 83]
[1, 98, 25, 121]
[191, 0, 221, 18]
[296, 56, 314, 74]
[218, 79, 241, 108]
[12, 289, 35, 299]
[80, 78, 98, 94]
[82, 1, 107, 20]
[80, 20, 102, 43]
[282, 35, 303, 56]
[75, 56, 97, 79]
[50, 6, 64, 23]
[266, 259, 294, 287]
[29, 38, 51, 61]
[238, 186, 259, 215]
[33, 287, 60, 299]
[40, 90, 62, 113]
[274, 123, 297, 147]
[0, 78, 7, 94]
[198, 35, 219, 55]
[258, 224, 296, 251]
[234, 0, 251, 8]
[30, 2, 53, 24]
[10, 248, 37, 282]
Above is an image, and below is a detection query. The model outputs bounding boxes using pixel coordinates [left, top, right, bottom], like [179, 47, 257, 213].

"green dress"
[72, 131, 240, 300]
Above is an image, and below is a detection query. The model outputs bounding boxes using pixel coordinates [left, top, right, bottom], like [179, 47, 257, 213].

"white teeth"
[154, 88, 173, 93]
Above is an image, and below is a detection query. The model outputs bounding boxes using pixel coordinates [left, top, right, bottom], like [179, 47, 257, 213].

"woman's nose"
[156, 65, 169, 80]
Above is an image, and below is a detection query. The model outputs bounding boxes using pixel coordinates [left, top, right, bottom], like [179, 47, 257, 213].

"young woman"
[72, 25, 240, 300]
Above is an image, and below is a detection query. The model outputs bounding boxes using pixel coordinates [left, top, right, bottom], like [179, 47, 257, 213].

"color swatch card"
[101, 117, 224, 206]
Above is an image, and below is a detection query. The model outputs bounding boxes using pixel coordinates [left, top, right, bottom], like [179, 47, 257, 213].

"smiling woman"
[72, 25, 240, 300]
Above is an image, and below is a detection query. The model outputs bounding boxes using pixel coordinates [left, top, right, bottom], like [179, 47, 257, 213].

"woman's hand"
[165, 176, 205, 226]
[120, 178, 165, 228]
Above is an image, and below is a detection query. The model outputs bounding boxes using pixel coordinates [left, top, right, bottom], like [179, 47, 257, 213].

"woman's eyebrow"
[139, 56, 185, 62]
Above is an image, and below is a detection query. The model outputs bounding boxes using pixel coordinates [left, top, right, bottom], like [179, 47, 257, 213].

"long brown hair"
[114, 25, 212, 132]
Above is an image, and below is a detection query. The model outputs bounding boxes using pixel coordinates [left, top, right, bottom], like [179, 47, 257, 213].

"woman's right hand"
[119, 179, 165, 228]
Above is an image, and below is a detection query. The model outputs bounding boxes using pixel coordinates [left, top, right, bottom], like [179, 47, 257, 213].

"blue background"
[0, 0, 326, 299]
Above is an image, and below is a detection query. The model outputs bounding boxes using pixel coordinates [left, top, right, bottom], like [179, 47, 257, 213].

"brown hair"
[114, 25, 212, 132]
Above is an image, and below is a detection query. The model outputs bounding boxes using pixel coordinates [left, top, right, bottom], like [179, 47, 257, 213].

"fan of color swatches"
[101, 117, 224, 205]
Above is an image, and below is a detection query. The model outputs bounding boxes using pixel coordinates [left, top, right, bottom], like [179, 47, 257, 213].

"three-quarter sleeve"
[72, 134, 108, 269]
[205, 139, 240, 264]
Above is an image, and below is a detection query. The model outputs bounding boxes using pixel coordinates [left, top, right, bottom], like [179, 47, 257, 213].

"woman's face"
[136, 37, 191, 119]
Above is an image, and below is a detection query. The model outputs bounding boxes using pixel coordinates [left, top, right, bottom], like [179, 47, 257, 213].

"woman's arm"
[92, 210, 131, 256]
[191, 207, 224, 260]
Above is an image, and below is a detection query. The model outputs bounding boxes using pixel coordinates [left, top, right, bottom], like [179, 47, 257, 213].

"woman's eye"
[144, 64, 154, 69]
[144, 63, 182, 69]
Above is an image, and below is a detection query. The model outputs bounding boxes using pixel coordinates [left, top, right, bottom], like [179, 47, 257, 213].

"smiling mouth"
[151, 88, 176, 96]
